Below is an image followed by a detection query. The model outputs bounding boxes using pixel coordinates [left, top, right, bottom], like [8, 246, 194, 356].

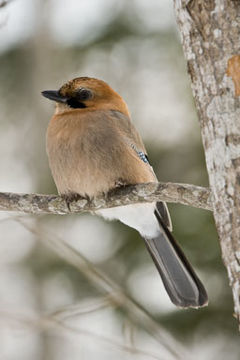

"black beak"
[41, 90, 69, 104]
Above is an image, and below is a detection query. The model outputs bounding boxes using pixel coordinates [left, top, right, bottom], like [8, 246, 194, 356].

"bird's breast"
[46, 110, 156, 197]
[46, 113, 122, 196]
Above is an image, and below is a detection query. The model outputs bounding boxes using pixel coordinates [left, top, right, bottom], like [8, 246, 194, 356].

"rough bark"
[174, 0, 240, 324]
[0, 182, 212, 215]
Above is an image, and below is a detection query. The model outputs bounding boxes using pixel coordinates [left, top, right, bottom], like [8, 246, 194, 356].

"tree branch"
[0, 182, 212, 215]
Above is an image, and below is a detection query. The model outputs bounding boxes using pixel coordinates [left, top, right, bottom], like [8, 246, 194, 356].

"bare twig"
[52, 319, 166, 360]
[0, 310, 165, 360]
[0, 182, 212, 215]
[16, 217, 190, 360]
[48, 296, 112, 320]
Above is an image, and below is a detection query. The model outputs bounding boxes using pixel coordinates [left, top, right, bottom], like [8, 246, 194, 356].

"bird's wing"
[109, 110, 147, 153]
[109, 110, 172, 231]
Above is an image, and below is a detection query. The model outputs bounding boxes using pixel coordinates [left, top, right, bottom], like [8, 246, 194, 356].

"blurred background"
[0, 0, 238, 359]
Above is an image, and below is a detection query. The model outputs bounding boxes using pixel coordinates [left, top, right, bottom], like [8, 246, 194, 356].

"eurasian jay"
[42, 77, 208, 308]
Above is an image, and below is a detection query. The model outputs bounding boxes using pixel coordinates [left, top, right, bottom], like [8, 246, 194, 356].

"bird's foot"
[62, 193, 90, 211]
[114, 179, 128, 188]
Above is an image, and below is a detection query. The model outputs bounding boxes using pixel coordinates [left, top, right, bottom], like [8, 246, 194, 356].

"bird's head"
[42, 77, 130, 116]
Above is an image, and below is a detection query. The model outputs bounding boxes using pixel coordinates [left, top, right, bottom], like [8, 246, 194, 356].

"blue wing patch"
[137, 151, 149, 163]
[130, 144, 149, 164]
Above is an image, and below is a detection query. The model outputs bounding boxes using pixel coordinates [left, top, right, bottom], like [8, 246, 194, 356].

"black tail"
[143, 210, 208, 308]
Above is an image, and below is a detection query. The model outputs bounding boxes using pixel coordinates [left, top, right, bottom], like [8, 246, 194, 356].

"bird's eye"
[76, 88, 93, 101]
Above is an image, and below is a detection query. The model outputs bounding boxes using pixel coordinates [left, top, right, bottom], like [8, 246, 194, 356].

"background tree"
[174, 0, 240, 324]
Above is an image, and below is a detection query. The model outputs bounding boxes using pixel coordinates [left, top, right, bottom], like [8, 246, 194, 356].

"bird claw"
[62, 193, 89, 211]
[114, 179, 128, 188]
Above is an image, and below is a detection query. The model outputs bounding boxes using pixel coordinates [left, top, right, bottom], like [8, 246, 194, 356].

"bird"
[42, 76, 208, 308]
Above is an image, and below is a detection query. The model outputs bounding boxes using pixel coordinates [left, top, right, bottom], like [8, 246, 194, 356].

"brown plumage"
[57, 77, 130, 116]
[46, 78, 155, 196]
[42, 77, 208, 308]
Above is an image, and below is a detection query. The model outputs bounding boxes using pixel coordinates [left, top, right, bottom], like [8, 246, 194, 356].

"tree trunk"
[174, 0, 240, 325]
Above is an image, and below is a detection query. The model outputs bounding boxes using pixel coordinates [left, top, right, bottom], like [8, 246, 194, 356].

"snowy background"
[0, 1, 238, 359]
